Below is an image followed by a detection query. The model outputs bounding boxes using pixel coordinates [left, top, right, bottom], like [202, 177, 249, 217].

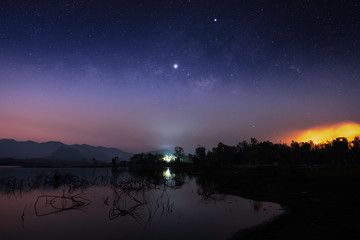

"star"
[214, 18, 218, 22]
[173, 64, 178, 69]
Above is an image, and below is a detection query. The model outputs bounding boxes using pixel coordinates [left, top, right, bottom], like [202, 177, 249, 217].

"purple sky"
[1, 1, 360, 152]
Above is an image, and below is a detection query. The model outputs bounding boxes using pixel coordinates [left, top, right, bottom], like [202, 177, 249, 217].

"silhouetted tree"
[195, 145, 206, 161]
[351, 137, 360, 163]
[211, 142, 236, 164]
[332, 137, 349, 164]
[174, 146, 185, 162]
[352, 136, 360, 149]
[236, 140, 250, 164]
[130, 153, 164, 164]
[112, 156, 119, 165]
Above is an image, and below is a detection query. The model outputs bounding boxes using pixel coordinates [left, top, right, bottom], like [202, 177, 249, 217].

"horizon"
[1, 1, 360, 153]
[2, 131, 360, 155]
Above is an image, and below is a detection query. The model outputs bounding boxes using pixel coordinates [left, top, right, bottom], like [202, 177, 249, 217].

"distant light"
[173, 64, 178, 69]
[163, 154, 175, 162]
[214, 18, 218, 22]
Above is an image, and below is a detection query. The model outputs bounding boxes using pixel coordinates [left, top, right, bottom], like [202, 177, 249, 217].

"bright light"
[163, 168, 175, 179]
[173, 64, 178, 69]
[293, 122, 360, 144]
[163, 154, 175, 162]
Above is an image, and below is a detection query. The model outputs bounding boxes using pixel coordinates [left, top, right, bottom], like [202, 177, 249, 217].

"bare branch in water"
[34, 194, 91, 217]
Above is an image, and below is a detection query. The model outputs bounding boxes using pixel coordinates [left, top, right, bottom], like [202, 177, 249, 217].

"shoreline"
[200, 167, 360, 239]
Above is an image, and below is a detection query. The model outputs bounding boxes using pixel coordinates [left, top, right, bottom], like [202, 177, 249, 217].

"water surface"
[0, 167, 283, 240]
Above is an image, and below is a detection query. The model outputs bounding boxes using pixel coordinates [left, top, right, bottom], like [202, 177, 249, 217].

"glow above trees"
[295, 122, 360, 144]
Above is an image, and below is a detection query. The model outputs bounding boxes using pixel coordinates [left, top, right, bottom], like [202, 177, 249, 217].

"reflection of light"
[163, 154, 175, 162]
[163, 168, 175, 179]
[295, 122, 360, 144]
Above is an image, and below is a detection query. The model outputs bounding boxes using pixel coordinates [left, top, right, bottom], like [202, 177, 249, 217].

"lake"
[0, 167, 284, 240]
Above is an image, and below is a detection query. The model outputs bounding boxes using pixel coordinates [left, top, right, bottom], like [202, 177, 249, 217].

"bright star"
[214, 18, 218, 22]
[173, 64, 178, 69]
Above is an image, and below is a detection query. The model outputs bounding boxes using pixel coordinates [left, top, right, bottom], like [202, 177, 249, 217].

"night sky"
[1, 0, 360, 152]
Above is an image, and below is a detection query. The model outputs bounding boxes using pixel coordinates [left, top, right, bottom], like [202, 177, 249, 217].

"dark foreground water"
[0, 167, 283, 240]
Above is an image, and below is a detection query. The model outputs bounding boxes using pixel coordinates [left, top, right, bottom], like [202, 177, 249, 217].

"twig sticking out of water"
[21, 204, 26, 229]
[103, 196, 109, 206]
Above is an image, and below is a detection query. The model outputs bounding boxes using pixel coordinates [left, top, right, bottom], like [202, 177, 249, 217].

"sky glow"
[291, 122, 360, 144]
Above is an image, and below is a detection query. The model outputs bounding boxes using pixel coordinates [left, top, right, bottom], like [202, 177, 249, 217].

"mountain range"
[0, 139, 133, 162]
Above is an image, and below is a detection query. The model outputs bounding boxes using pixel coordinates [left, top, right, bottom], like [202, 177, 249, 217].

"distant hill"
[48, 146, 84, 161]
[0, 139, 133, 162]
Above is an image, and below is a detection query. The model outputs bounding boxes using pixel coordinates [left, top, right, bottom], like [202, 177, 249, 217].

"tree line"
[126, 137, 360, 166]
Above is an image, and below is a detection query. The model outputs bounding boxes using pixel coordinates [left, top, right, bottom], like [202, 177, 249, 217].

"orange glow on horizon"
[291, 122, 360, 144]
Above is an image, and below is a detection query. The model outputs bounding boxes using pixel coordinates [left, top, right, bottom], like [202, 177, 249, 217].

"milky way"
[1, 1, 360, 152]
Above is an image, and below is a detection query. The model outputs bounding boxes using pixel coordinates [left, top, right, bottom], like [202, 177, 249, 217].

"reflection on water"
[163, 168, 175, 179]
[0, 167, 284, 240]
